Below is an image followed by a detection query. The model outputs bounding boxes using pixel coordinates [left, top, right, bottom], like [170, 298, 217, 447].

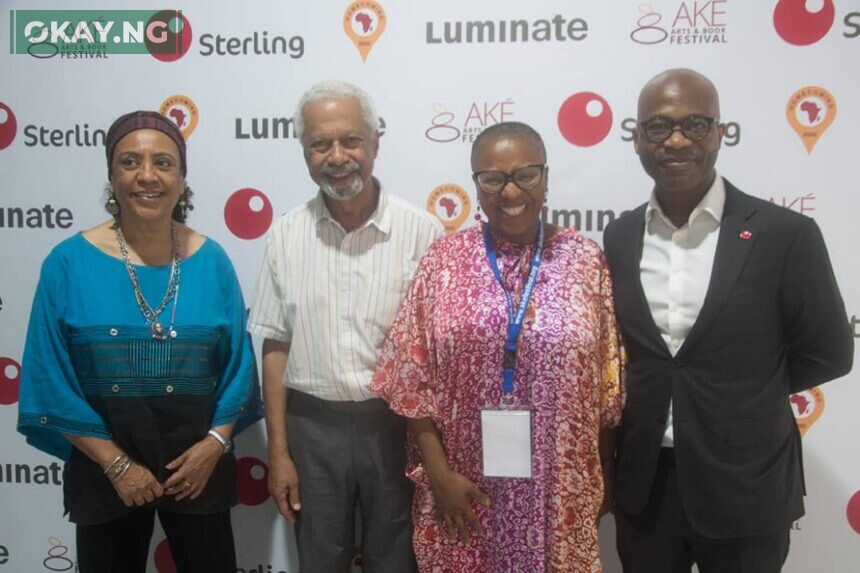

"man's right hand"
[428, 468, 490, 545]
[268, 451, 301, 523]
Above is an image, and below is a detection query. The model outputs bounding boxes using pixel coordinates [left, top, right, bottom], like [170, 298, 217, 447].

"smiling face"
[634, 71, 725, 203]
[472, 134, 547, 245]
[301, 97, 378, 202]
[110, 129, 184, 226]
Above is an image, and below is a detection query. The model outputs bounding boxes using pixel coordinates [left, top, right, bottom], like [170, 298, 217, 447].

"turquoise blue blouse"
[17, 233, 262, 461]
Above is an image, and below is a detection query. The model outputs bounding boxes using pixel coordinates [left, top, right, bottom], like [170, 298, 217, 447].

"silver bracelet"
[207, 429, 231, 453]
[108, 456, 132, 483]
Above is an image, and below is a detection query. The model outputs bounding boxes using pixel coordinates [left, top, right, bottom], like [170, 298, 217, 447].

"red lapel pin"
[739, 230, 752, 240]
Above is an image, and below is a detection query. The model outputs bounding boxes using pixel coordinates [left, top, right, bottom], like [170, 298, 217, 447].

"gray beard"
[320, 176, 364, 201]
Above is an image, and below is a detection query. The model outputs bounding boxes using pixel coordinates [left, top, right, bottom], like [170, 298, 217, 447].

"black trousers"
[287, 390, 416, 573]
[615, 448, 790, 573]
[76, 508, 236, 573]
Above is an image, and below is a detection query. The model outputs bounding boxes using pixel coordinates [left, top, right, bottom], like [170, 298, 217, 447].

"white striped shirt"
[248, 184, 444, 401]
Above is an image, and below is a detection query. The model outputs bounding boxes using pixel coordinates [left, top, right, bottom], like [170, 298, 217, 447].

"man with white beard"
[248, 81, 442, 572]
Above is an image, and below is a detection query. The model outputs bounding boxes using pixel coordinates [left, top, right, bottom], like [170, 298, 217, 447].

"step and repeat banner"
[1, 1, 858, 571]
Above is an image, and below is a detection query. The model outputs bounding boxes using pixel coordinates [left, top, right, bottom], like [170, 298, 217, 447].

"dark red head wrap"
[105, 111, 187, 179]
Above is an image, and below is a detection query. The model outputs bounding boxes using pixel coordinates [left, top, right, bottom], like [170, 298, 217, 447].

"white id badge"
[480, 409, 532, 478]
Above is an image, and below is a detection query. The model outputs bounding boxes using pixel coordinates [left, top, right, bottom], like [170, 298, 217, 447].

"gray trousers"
[287, 390, 416, 573]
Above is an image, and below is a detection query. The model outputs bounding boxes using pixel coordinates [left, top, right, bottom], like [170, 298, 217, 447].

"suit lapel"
[677, 182, 759, 359]
[615, 204, 672, 357]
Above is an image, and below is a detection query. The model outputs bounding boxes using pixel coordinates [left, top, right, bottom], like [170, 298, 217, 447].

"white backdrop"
[1, 1, 858, 571]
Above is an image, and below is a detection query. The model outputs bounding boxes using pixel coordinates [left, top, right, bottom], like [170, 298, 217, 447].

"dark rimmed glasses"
[639, 115, 719, 143]
[472, 164, 546, 195]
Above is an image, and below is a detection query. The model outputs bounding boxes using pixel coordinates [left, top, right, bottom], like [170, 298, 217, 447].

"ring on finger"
[184, 480, 192, 489]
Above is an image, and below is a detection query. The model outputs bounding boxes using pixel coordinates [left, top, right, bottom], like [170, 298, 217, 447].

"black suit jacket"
[603, 179, 853, 538]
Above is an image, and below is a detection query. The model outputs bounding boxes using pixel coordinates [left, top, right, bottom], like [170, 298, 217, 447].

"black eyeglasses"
[472, 164, 546, 194]
[638, 115, 719, 143]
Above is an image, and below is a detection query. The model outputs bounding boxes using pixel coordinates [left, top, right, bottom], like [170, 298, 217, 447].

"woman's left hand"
[163, 437, 224, 501]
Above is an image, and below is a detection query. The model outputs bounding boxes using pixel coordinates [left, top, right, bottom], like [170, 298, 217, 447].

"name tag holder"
[479, 221, 543, 480]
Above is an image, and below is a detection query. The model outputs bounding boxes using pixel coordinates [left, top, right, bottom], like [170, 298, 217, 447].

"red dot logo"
[153, 538, 177, 573]
[0, 357, 21, 405]
[148, 11, 193, 62]
[557, 92, 613, 147]
[0, 102, 18, 151]
[224, 188, 273, 240]
[847, 491, 860, 534]
[773, 0, 835, 46]
[236, 456, 270, 506]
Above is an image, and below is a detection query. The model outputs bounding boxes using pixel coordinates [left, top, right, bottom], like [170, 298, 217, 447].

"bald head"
[638, 68, 720, 121]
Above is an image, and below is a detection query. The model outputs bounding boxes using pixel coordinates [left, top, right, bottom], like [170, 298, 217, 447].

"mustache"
[657, 152, 698, 163]
[320, 161, 360, 176]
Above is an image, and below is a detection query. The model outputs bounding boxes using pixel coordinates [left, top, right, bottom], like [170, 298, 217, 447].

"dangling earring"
[542, 194, 548, 216]
[474, 202, 483, 222]
[106, 193, 120, 216]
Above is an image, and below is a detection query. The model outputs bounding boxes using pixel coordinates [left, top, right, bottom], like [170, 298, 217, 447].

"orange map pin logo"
[786, 86, 836, 154]
[790, 387, 825, 437]
[427, 184, 471, 233]
[344, 1, 387, 62]
[160, 94, 199, 140]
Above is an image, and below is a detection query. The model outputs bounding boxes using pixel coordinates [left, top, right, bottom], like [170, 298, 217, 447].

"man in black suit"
[603, 68, 854, 572]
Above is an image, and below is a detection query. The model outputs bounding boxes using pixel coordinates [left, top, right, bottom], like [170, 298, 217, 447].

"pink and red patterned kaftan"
[372, 225, 625, 572]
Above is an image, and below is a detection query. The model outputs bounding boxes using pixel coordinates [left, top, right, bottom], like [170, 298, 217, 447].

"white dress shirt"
[248, 184, 443, 401]
[640, 174, 725, 446]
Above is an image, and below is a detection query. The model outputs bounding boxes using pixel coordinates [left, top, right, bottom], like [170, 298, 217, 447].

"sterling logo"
[224, 188, 273, 240]
[0, 103, 17, 150]
[427, 15, 588, 44]
[160, 95, 199, 139]
[557, 92, 613, 147]
[199, 30, 304, 58]
[773, 0, 835, 45]
[426, 100, 515, 144]
[0, 356, 21, 405]
[631, 1, 727, 45]
[154, 538, 176, 572]
[849, 491, 860, 534]
[237, 456, 270, 506]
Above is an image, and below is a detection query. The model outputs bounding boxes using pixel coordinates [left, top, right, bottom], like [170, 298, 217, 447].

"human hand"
[112, 461, 164, 507]
[428, 468, 490, 545]
[163, 437, 224, 501]
[268, 451, 301, 523]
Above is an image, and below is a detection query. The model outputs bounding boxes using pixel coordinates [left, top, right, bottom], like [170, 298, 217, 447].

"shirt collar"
[312, 177, 391, 235]
[645, 171, 726, 229]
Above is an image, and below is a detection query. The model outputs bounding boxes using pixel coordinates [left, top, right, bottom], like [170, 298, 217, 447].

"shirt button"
[109, 328, 118, 336]
[166, 385, 174, 394]
[111, 384, 120, 393]
[40, 416, 48, 424]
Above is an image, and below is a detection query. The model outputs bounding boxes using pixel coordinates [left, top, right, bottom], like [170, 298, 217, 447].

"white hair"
[293, 81, 380, 141]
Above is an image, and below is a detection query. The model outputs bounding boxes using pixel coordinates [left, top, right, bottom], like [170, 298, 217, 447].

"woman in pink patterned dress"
[372, 122, 626, 572]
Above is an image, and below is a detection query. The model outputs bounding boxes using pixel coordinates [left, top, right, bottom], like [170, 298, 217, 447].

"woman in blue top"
[17, 111, 262, 573]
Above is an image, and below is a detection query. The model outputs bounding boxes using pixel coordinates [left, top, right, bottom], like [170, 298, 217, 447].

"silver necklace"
[115, 223, 181, 340]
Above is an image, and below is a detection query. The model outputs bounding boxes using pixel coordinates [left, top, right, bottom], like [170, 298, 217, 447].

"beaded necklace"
[114, 223, 181, 340]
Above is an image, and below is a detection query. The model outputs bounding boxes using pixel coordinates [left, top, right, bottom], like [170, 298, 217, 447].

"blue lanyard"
[482, 220, 544, 396]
